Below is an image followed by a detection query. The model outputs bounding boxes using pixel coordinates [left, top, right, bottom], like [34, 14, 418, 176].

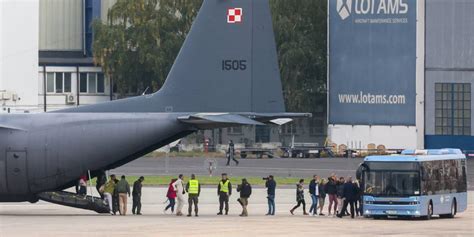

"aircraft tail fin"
[159, 0, 285, 113]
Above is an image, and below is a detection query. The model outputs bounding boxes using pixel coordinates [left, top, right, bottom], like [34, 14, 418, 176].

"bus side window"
[421, 162, 433, 195]
[461, 165, 467, 192]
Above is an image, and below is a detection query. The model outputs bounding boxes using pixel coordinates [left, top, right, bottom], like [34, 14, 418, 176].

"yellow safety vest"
[188, 179, 199, 194]
[219, 180, 230, 193]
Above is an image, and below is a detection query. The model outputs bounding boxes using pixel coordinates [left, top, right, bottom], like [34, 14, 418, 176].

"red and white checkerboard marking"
[227, 8, 243, 24]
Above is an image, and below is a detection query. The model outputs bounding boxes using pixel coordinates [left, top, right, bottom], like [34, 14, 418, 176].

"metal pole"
[109, 74, 113, 101]
[87, 170, 94, 201]
[76, 66, 80, 106]
[165, 145, 169, 174]
[43, 65, 47, 112]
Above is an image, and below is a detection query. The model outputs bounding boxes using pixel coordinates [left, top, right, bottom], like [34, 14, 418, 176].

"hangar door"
[6, 151, 29, 194]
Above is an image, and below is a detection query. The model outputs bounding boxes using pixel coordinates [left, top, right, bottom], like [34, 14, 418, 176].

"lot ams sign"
[328, 0, 417, 125]
[337, 0, 409, 23]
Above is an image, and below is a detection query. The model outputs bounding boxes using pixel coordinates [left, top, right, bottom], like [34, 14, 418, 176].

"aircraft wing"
[178, 113, 264, 129]
[178, 112, 311, 129]
[239, 112, 312, 125]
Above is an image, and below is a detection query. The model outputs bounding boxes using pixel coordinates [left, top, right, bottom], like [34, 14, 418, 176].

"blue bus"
[358, 149, 468, 219]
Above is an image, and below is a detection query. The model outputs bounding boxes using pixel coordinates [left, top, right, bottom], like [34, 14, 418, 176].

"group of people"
[85, 171, 362, 218]
[91, 173, 145, 216]
[164, 173, 252, 217]
[290, 173, 363, 218]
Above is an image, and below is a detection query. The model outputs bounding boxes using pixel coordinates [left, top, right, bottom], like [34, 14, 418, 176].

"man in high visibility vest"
[185, 174, 201, 217]
[217, 173, 232, 215]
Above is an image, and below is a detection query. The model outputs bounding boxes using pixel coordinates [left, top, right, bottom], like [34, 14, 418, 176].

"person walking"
[116, 175, 131, 215]
[173, 174, 186, 216]
[164, 179, 177, 214]
[308, 175, 319, 216]
[336, 177, 345, 216]
[217, 173, 232, 215]
[290, 179, 308, 215]
[112, 177, 120, 215]
[337, 177, 359, 219]
[326, 174, 338, 216]
[318, 178, 327, 216]
[226, 140, 239, 166]
[186, 174, 201, 217]
[236, 178, 252, 217]
[96, 170, 107, 199]
[265, 175, 276, 216]
[103, 174, 117, 215]
[132, 176, 144, 215]
[354, 179, 362, 217]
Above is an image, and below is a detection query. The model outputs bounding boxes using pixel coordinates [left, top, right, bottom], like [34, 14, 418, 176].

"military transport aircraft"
[0, 0, 310, 208]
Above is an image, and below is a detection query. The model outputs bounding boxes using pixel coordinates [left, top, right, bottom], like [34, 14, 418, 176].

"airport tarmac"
[112, 157, 474, 190]
[1, 187, 473, 237]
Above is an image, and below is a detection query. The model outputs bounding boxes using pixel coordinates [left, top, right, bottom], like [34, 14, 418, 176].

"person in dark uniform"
[236, 178, 252, 217]
[265, 175, 276, 215]
[132, 176, 145, 215]
[96, 170, 107, 199]
[337, 177, 359, 219]
[217, 173, 232, 215]
[226, 140, 239, 166]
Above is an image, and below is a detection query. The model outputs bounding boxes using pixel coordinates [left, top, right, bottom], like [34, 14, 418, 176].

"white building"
[1, 0, 115, 113]
[0, 0, 39, 112]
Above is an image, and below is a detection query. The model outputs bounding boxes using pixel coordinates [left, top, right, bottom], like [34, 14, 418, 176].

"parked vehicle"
[238, 148, 275, 159]
[358, 149, 468, 220]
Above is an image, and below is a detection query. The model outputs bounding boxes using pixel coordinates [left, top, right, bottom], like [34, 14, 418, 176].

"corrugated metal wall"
[425, 0, 474, 69]
[425, 0, 474, 136]
[39, 0, 83, 51]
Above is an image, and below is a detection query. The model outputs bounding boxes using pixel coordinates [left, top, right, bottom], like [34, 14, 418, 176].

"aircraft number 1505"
[222, 60, 247, 71]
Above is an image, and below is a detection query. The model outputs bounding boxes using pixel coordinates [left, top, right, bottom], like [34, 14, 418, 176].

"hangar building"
[328, 0, 474, 152]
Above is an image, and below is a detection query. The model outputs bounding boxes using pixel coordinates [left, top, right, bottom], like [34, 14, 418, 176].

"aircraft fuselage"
[0, 113, 193, 202]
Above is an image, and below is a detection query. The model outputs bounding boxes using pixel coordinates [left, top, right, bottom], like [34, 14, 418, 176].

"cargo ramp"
[37, 191, 110, 214]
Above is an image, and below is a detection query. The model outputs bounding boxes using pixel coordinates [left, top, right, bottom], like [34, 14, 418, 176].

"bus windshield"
[364, 171, 420, 197]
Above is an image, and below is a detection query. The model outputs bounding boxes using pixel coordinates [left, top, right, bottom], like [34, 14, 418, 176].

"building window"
[282, 123, 296, 135]
[55, 73, 63, 93]
[80, 72, 105, 94]
[80, 73, 88, 93]
[255, 125, 270, 143]
[46, 72, 55, 93]
[46, 72, 71, 94]
[64, 73, 72, 92]
[97, 73, 105, 93]
[435, 83, 471, 135]
[88, 73, 97, 93]
[227, 126, 243, 135]
[309, 119, 324, 136]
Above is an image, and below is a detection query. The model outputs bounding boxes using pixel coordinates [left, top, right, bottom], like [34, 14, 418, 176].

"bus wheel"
[441, 199, 457, 218]
[424, 202, 433, 220]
